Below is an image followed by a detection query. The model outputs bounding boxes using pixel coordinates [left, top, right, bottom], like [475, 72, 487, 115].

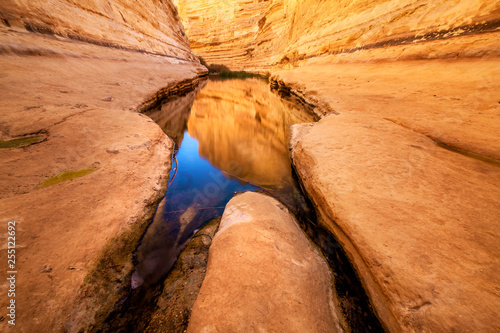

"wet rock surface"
[188, 192, 344, 333]
[98, 217, 221, 333]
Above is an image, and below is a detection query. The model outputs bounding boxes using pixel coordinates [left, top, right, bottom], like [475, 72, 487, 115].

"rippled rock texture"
[0, 0, 196, 60]
[173, 0, 499, 69]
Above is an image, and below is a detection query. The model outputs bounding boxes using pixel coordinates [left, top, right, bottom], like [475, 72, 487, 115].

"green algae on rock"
[38, 167, 96, 188]
[0, 133, 47, 149]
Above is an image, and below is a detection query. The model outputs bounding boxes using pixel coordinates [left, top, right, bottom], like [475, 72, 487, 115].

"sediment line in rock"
[137, 75, 208, 114]
[15, 22, 196, 62]
[292, 18, 500, 64]
[384, 117, 500, 167]
[174, 0, 499, 70]
[0, 0, 196, 61]
[269, 77, 331, 118]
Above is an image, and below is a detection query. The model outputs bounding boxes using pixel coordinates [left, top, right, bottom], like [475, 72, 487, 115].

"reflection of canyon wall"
[187, 79, 315, 186]
[145, 80, 206, 147]
[1, 0, 196, 61]
[173, 0, 499, 69]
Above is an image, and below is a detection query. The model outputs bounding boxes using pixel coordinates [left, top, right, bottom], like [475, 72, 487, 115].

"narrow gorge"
[0, 0, 499, 332]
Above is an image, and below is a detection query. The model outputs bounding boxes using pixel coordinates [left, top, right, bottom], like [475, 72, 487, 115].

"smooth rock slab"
[188, 192, 342, 333]
[0, 31, 205, 332]
[291, 114, 500, 332]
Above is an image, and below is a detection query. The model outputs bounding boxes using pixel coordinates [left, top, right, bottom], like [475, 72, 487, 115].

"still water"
[132, 78, 317, 288]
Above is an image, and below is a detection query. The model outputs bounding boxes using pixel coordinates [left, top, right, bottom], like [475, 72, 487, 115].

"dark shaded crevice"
[267, 77, 385, 331]
[0, 130, 48, 149]
[288, 164, 385, 333]
[269, 78, 323, 119]
[433, 140, 500, 167]
[96, 217, 220, 333]
[137, 76, 207, 113]
[384, 118, 500, 167]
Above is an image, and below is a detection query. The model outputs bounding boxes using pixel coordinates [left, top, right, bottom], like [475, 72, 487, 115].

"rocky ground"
[0, 27, 206, 332]
[280, 58, 500, 332]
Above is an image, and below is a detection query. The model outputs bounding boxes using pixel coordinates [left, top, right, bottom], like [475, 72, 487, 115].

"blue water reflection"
[132, 78, 316, 288]
[164, 131, 257, 226]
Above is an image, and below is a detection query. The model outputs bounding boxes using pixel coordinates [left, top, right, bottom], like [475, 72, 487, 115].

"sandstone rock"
[174, 0, 499, 70]
[291, 114, 500, 332]
[188, 192, 344, 333]
[0, 1, 207, 331]
[273, 59, 500, 162]
[0, 0, 197, 61]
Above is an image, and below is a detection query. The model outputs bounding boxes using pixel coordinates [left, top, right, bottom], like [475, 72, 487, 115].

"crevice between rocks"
[269, 76, 338, 118]
[289, 163, 387, 333]
[384, 117, 500, 167]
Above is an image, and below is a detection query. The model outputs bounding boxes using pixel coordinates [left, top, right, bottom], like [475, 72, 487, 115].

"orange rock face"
[0, 0, 197, 61]
[188, 192, 343, 333]
[173, 0, 499, 69]
[171, 1, 500, 332]
[292, 114, 500, 332]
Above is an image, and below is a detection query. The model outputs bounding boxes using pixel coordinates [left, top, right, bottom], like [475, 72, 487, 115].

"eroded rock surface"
[291, 114, 500, 332]
[188, 192, 343, 333]
[0, 0, 196, 60]
[174, 0, 499, 69]
[272, 60, 500, 162]
[0, 1, 207, 331]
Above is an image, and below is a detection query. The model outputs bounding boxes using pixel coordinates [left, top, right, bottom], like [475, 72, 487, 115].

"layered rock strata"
[273, 59, 500, 161]
[173, 0, 499, 69]
[172, 0, 500, 331]
[188, 192, 344, 333]
[0, 1, 207, 331]
[0, 0, 196, 61]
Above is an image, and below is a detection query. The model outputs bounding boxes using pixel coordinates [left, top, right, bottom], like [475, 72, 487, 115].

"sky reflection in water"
[132, 78, 316, 288]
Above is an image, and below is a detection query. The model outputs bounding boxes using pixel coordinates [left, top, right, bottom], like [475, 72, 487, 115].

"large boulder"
[188, 191, 343, 333]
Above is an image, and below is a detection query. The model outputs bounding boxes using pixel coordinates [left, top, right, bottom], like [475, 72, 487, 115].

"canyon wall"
[173, 0, 499, 69]
[0, 0, 197, 61]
